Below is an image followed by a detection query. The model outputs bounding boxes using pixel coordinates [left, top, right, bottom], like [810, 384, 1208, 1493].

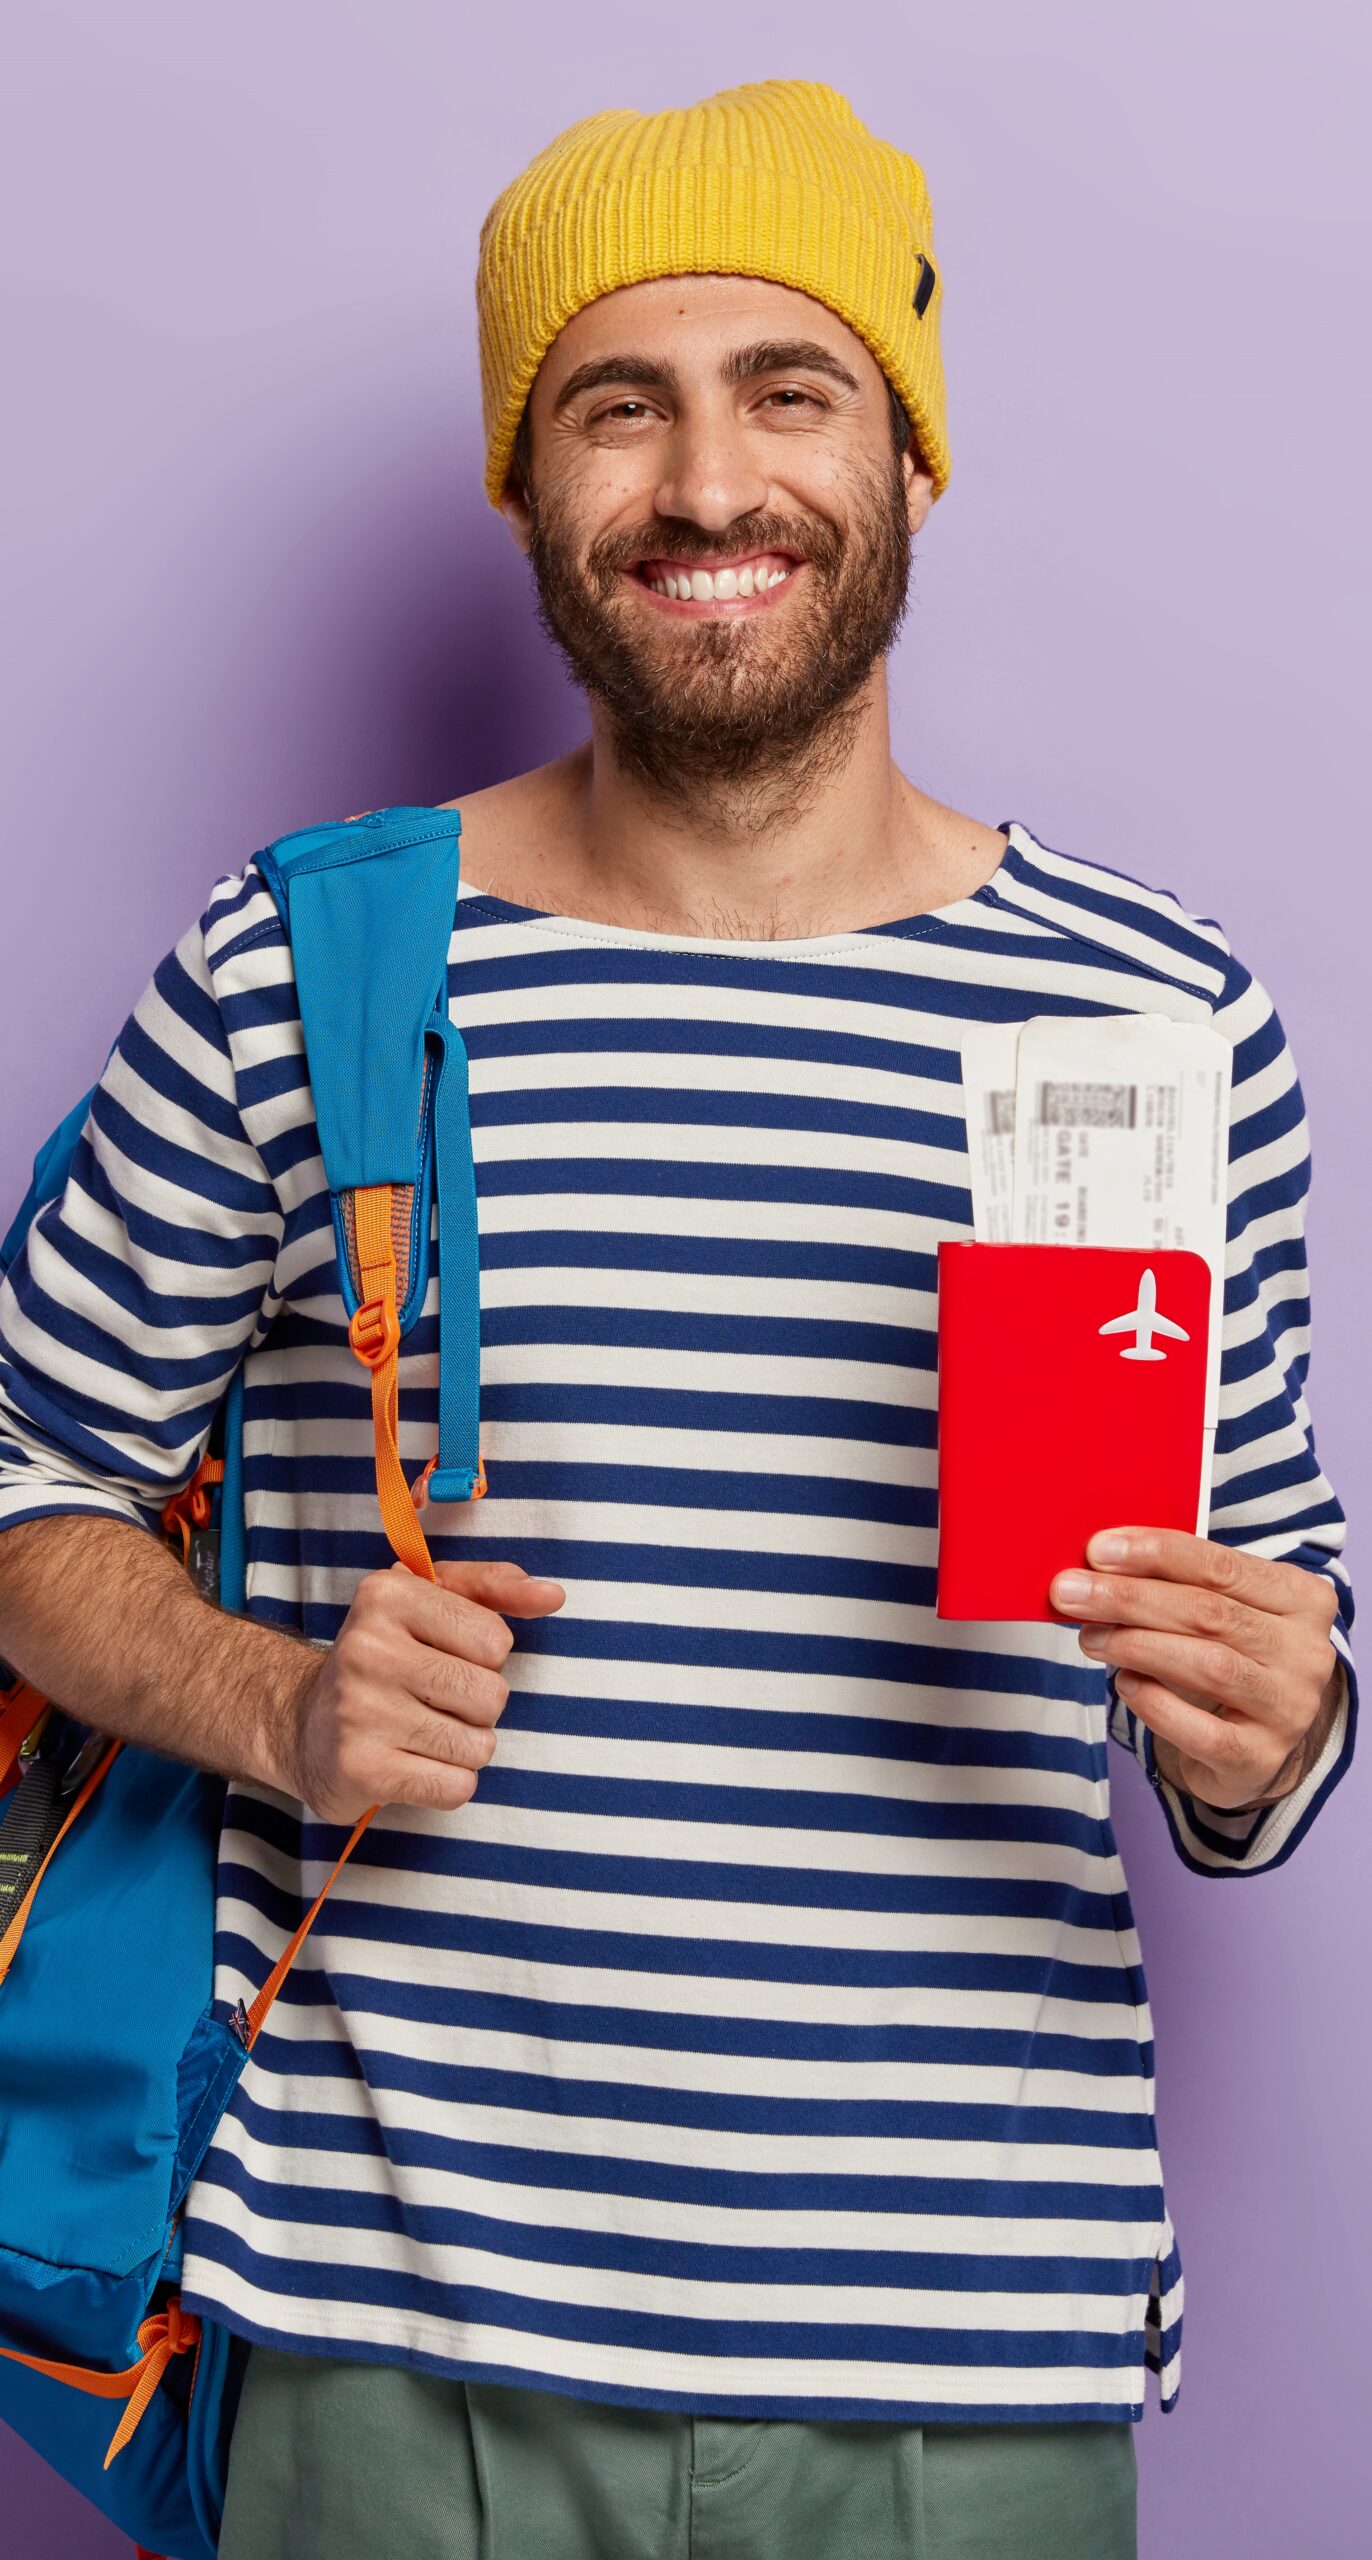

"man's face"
[502, 275, 934, 800]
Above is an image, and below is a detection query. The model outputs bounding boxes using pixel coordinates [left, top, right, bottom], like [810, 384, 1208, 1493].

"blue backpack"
[0, 806, 481, 2559]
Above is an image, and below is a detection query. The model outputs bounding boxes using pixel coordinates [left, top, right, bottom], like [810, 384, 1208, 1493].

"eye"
[759, 388, 823, 414]
[588, 398, 658, 427]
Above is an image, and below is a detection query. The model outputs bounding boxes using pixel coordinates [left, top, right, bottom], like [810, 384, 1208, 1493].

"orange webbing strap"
[0, 2297, 200, 2471]
[160, 1452, 226, 1565]
[0, 1678, 49, 1791]
[241, 1803, 376, 2046]
[0, 1737, 121, 1987]
[244, 1182, 438, 2049]
[347, 1183, 440, 1583]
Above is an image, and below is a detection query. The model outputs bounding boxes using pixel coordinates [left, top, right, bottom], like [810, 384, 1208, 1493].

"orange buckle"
[348, 1295, 400, 1369]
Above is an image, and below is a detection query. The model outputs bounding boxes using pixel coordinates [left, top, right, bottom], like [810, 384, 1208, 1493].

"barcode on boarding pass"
[1034, 1080, 1138, 1129]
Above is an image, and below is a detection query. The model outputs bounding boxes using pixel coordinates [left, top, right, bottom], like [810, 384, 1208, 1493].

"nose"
[651, 405, 770, 533]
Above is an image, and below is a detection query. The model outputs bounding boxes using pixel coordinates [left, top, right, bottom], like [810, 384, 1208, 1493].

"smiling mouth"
[629, 550, 802, 608]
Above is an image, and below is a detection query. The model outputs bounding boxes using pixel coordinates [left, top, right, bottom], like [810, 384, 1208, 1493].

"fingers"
[324, 1751, 484, 1824]
[392, 1700, 500, 1775]
[432, 1558, 567, 1617]
[1107, 1672, 1261, 1807]
[302, 1560, 568, 1824]
[1078, 1526, 1323, 1620]
[1050, 1532, 1340, 1787]
[375, 1560, 569, 1735]
[345, 1669, 508, 1819]
[1051, 1561, 1280, 1666]
[1075, 1616, 1285, 1726]
[377, 1559, 565, 1670]
[1109, 1670, 1241, 1767]
[346, 1688, 504, 1786]
[301, 1644, 507, 1823]
[397, 1632, 510, 1728]
[297, 1722, 488, 1825]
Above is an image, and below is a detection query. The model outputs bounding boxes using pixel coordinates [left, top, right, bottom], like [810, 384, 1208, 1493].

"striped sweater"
[0, 817, 1356, 2424]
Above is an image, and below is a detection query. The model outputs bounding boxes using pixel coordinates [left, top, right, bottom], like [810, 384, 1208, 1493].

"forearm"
[0, 1512, 314, 1796]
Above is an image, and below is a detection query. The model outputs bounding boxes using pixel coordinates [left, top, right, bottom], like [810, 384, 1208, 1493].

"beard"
[523, 451, 912, 822]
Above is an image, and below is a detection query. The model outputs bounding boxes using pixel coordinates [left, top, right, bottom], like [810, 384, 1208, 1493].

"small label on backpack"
[185, 1529, 220, 1603]
[229, 1998, 252, 2047]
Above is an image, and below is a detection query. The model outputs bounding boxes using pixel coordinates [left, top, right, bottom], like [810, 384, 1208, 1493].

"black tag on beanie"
[913, 254, 936, 318]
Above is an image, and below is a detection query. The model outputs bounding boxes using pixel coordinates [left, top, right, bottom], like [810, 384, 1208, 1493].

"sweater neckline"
[452, 822, 1028, 955]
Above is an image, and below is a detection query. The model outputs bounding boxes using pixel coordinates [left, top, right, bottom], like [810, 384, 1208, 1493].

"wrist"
[1244, 1664, 1347, 1809]
[1219, 1739, 1307, 1817]
[236, 1623, 324, 1801]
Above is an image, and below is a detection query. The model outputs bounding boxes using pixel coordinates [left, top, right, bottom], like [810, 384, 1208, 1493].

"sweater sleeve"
[0, 876, 285, 1543]
[1107, 944, 1357, 1875]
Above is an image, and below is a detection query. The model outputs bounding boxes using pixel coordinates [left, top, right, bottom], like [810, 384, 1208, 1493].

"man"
[0, 78, 1355, 2560]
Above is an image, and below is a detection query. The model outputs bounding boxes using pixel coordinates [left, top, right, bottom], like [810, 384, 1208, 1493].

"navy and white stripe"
[0, 820, 1356, 2422]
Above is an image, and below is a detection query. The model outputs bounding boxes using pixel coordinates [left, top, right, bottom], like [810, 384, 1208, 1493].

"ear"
[904, 449, 935, 538]
[500, 477, 534, 557]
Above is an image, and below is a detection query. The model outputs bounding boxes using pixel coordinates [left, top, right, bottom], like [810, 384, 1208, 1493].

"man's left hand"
[1049, 1527, 1343, 1814]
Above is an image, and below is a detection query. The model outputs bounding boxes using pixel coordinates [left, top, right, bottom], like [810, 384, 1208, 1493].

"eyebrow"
[553, 355, 681, 407]
[551, 338, 863, 411]
[723, 340, 862, 395]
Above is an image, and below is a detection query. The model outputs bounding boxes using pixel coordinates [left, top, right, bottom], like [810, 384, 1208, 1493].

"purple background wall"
[2, 3, 1367, 2551]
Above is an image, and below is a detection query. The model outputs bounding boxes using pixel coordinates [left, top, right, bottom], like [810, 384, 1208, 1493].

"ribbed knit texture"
[477, 81, 950, 507]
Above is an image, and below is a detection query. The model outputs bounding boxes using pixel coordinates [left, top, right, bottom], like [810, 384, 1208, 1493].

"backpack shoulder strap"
[255, 803, 483, 1555]
[254, 805, 461, 1197]
[219, 804, 483, 2054]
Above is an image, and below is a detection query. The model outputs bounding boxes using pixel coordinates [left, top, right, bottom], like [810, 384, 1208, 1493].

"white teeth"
[644, 559, 793, 601]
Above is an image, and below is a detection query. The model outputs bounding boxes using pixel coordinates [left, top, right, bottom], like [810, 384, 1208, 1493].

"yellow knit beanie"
[477, 79, 949, 509]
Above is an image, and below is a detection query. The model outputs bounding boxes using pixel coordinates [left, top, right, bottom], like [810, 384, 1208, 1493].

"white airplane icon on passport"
[1098, 1266, 1190, 1361]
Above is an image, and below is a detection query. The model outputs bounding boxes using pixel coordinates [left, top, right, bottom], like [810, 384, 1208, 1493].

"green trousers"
[218, 2346, 1138, 2560]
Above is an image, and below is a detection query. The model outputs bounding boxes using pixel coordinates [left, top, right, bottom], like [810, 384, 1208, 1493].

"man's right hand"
[284, 1558, 566, 1822]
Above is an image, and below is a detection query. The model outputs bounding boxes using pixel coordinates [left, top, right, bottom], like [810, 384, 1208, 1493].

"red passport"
[935, 1243, 1213, 1624]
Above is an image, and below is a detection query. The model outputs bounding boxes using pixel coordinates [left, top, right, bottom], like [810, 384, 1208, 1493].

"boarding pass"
[958, 1011, 1232, 1515]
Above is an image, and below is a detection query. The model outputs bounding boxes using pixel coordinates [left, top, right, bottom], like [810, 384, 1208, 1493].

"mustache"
[587, 513, 842, 587]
